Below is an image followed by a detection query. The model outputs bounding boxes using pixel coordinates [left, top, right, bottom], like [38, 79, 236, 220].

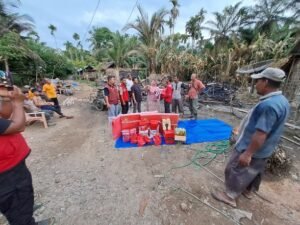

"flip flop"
[211, 190, 237, 208]
[243, 190, 253, 199]
[65, 116, 74, 119]
[36, 217, 56, 225]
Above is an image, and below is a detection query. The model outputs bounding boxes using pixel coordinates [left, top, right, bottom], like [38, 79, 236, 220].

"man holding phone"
[0, 84, 54, 225]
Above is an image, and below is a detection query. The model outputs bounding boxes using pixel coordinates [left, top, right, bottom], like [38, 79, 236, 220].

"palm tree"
[0, 0, 34, 36]
[206, 1, 250, 45]
[73, 33, 83, 61]
[124, 5, 168, 74]
[63, 41, 74, 61]
[185, 8, 206, 50]
[48, 24, 58, 49]
[27, 31, 40, 42]
[251, 0, 298, 35]
[170, 0, 180, 35]
[107, 32, 138, 79]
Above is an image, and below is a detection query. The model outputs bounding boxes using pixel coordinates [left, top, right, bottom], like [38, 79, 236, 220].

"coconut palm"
[170, 0, 180, 35]
[63, 41, 74, 61]
[124, 5, 168, 74]
[185, 8, 206, 50]
[0, 0, 34, 36]
[48, 24, 58, 49]
[206, 1, 250, 44]
[251, 0, 298, 34]
[107, 32, 137, 67]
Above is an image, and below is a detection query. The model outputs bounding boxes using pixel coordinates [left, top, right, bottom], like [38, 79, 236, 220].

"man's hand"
[8, 86, 25, 103]
[122, 102, 125, 106]
[238, 152, 252, 167]
[107, 103, 111, 109]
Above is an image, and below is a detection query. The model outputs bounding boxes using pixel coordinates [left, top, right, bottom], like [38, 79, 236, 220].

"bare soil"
[1, 84, 300, 225]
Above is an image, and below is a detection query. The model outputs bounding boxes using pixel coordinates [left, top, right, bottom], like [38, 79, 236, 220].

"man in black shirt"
[131, 77, 143, 113]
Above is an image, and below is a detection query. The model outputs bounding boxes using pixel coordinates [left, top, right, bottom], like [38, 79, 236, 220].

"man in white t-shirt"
[126, 74, 134, 107]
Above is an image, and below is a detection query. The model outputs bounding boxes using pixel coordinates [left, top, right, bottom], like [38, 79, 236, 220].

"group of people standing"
[104, 73, 205, 119]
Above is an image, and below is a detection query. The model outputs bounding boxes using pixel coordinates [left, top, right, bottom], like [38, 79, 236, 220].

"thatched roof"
[236, 59, 274, 74]
[100, 62, 115, 71]
[290, 39, 300, 55]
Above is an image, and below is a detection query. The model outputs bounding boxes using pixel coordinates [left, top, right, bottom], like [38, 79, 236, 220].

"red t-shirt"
[120, 83, 129, 102]
[164, 83, 173, 103]
[0, 118, 30, 173]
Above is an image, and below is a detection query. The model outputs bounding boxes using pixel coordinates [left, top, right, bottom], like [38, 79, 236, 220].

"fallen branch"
[176, 187, 241, 225]
[281, 136, 300, 146]
[233, 108, 300, 130]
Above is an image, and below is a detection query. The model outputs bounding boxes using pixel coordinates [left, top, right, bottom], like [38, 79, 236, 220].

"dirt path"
[1, 84, 299, 225]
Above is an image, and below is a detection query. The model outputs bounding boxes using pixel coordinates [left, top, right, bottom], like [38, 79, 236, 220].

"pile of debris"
[266, 145, 292, 176]
[198, 83, 242, 107]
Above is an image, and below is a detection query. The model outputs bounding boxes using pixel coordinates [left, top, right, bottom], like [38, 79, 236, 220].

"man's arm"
[132, 92, 137, 103]
[198, 81, 205, 93]
[238, 130, 267, 166]
[104, 87, 110, 108]
[1, 87, 26, 134]
[239, 106, 277, 166]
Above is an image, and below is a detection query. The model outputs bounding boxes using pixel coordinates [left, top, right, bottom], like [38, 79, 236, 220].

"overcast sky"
[19, 0, 253, 49]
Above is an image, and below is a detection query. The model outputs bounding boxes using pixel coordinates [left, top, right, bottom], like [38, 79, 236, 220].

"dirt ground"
[1, 83, 300, 225]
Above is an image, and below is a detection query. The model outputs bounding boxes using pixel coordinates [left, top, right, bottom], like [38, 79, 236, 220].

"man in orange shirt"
[42, 79, 73, 119]
[186, 73, 205, 119]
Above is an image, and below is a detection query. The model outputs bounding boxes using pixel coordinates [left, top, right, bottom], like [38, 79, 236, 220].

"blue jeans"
[108, 104, 120, 118]
[40, 105, 64, 116]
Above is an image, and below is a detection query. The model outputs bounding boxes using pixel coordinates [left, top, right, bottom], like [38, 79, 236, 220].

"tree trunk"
[4, 58, 9, 75]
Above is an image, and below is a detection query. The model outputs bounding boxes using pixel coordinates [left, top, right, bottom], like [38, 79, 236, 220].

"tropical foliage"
[0, 0, 298, 85]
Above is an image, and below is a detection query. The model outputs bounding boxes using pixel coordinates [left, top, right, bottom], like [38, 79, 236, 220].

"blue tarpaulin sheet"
[177, 119, 232, 144]
[115, 119, 232, 149]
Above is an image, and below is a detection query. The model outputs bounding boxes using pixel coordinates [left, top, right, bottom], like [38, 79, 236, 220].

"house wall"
[284, 57, 300, 102]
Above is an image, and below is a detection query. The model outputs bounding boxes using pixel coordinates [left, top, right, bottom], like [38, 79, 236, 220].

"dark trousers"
[0, 161, 35, 225]
[133, 101, 141, 113]
[50, 98, 62, 114]
[40, 105, 64, 117]
[164, 101, 171, 113]
[225, 150, 267, 199]
[189, 98, 198, 119]
[172, 99, 183, 114]
[121, 101, 129, 114]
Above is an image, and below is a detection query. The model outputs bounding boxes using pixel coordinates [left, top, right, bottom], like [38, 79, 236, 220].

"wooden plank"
[233, 107, 300, 130]
[281, 136, 300, 146]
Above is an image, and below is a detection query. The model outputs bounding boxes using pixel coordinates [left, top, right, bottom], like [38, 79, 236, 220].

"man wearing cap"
[212, 68, 290, 208]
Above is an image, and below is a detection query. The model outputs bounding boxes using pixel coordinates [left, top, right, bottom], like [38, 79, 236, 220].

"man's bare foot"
[211, 190, 237, 208]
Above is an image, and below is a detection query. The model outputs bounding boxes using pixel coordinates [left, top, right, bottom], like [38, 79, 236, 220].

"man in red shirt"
[104, 76, 120, 118]
[186, 73, 205, 119]
[0, 86, 54, 225]
[119, 77, 129, 114]
[164, 76, 173, 113]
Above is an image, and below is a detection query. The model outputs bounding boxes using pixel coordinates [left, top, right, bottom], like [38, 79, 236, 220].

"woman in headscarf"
[146, 80, 161, 112]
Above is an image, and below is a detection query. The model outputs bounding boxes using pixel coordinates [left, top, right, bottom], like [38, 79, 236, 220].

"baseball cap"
[251, 67, 285, 82]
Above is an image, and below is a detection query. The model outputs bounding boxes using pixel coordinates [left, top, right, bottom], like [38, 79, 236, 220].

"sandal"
[36, 217, 56, 225]
[243, 190, 253, 199]
[211, 190, 237, 208]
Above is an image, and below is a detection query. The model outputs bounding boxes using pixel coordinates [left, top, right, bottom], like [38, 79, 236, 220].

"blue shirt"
[235, 91, 290, 158]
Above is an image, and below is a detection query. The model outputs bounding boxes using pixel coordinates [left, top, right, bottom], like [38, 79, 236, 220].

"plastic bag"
[144, 135, 151, 144]
[153, 134, 161, 146]
[137, 135, 146, 147]
[130, 133, 138, 144]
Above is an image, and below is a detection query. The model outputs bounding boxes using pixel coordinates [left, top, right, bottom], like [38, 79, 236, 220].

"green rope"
[171, 141, 230, 170]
